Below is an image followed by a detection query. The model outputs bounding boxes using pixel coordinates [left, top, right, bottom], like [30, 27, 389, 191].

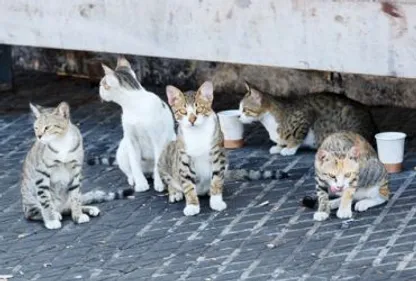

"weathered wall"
[1, 0, 416, 78]
[12, 46, 416, 109]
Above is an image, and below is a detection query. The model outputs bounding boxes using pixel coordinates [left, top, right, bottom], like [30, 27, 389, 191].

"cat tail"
[301, 195, 318, 209]
[81, 188, 134, 205]
[226, 169, 289, 181]
[87, 155, 117, 166]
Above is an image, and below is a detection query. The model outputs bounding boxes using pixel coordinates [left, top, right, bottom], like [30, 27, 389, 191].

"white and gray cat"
[21, 102, 133, 230]
[99, 57, 176, 192]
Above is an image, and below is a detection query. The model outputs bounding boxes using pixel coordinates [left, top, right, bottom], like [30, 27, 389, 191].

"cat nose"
[36, 133, 43, 139]
[188, 114, 197, 125]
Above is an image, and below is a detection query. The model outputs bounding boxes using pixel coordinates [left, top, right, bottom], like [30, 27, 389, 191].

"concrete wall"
[1, 0, 415, 78]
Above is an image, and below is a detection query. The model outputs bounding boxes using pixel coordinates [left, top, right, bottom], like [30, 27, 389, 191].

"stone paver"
[0, 71, 416, 281]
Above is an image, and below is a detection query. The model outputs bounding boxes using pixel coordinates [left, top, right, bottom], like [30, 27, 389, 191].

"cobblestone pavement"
[1, 72, 416, 281]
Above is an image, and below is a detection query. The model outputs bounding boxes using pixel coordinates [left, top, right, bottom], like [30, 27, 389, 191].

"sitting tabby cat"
[158, 81, 227, 216]
[22, 102, 133, 230]
[99, 57, 176, 192]
[311, 131, 389, 221]
[239, 82, 376, 156]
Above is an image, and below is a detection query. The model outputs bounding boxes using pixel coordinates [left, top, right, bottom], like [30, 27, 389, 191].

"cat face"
[316, 146, 360, 194]
[99, 57, 140, 102]
[239, 82, 266, 124]
[166, 81, 214, 128]
[30, 102, 70, 144]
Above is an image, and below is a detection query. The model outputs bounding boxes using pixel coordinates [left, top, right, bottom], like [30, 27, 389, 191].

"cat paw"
[280, 147, 298, 156]
[87, 206, 100, 217]
[75, 214, 90, 224]
[210, 195, 227, 211]
[153, 178, 165, 193]
[183, 205, 200, 216]
[269, 145, 282, 154]
[44, 220, 62, 230]
[354, 200, 373, 212]
[134, 180, 150, 192]
[169, 191, 184, 203]
[336, 208, 352, 219]
[313, 212, 329, 221]
[53, 212, 63, 221]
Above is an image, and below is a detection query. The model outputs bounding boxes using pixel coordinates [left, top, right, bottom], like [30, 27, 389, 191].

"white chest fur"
[182, 115, 216, 195]
[260, 111, 317, 149]
[260, 112, 280, 143]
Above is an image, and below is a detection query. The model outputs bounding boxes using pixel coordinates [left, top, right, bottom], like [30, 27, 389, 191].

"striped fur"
[309, 131, 389, 221]
[158, 81, 227, 216]
[239, 82, 377, 156]
[22, 102, 133, 230]
[226, 168, 289, 181]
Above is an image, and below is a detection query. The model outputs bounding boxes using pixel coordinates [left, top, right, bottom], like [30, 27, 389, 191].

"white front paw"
[127, 177, 134, 186]
[45, 220, 62, 230]
[153, 177, 165, 193]
[183, 205, 200, 216]
[280, 147, 298, 156]
[313, 211, 329, 221]
[354, 200, 372, 212]
[169, 191, 184, 203]
[76, 214, 90, 224]
[134, 179, 150, 192]
[269, 145, 282, 154]
[88, 207, 100, 217]
[54, 212, 63, 221]
[210, 195, 227, 212]
[336, 208, 352, 219]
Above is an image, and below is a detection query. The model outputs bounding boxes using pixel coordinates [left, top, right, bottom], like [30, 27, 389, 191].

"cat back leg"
[354, 183, 389, 212]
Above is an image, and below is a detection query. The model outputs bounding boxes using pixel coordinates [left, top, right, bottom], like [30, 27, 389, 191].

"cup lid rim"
[375, 132, 407, 140]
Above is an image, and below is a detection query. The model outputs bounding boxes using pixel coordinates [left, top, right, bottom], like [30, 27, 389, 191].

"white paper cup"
[218, 110, 244, 149]
[375, 132, 406, 173]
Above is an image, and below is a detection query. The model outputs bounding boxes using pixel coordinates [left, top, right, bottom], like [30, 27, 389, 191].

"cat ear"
[166, 85, 183, 106]
[116, 56, 132, 69]
[55, 102, 70, 119]
[317, 149, 328, 162]
[250, 88, 263, 105]
[197, 81, 214, 102]
[101, 64, 114, 76]
[243, 80, 251, 93]
[29, 103, 42, 118]
[348, 136, 363, 159]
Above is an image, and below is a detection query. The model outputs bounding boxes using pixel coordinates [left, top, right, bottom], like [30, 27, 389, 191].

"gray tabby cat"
[22, 102, 133, 229]
[158, 81, 228, 216]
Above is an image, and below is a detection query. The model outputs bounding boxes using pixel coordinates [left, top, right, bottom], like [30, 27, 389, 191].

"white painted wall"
[0, 0, 415, 78]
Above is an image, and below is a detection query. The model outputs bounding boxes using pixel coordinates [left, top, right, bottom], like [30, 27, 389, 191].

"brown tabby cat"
[311, 131, 389, 221]
[239, 82, 376, 156]
[158, 81, 227, 216]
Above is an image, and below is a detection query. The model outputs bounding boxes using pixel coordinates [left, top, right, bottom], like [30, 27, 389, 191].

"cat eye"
[328, 173, 336, 179]
[345, 172, 351, 177]
[179, 109, 187, 115]
[196, 107, 203, 114]
[45, 126, 50, 130]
